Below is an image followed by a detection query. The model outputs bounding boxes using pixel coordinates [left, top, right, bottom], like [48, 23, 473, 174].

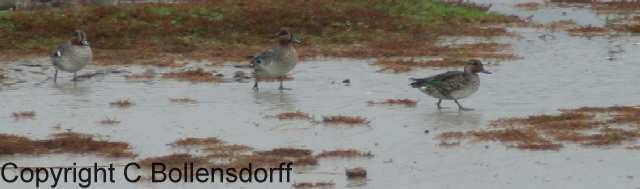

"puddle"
[2, 0, 640, 188]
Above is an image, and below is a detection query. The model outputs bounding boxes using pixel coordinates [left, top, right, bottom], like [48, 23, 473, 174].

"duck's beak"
[480, 70, 492, 74]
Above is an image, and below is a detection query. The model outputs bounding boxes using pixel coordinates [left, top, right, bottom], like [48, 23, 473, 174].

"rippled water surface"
[2, 1, 640, 188]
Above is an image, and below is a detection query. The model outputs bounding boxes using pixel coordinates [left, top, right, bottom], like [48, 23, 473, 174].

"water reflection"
[252, 90, 298, 112]
[424, 111, 483, 129]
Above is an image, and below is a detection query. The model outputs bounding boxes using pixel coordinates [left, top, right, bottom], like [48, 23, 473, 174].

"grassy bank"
[0, 0, 518, 64]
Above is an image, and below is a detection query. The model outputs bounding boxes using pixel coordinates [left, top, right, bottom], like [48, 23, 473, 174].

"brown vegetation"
[437, 106, 640, 150]
[515, 2, 542, 10]
[322, 115, 369, 125]
[138, 153, 208, 168]
[275, 111, 312, 120]
[316, 149, 373, 158]
[170, 137, 222, 147]
[161, 69, 221, 83]
[109, 99, 134, 108]
[125, 73, 155, 80]
[374, 43, 515, 73]
[0, 132, 134, 158]
[142, 138, 321, 170]
[551, 1, 640, 12]
[12, 111, 35, 120]
[367, 99, 417, 107]
[567, 25, 611, 36]
[0, 1, 518, 64]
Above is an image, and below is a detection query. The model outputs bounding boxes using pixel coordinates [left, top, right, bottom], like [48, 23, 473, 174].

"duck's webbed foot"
[253, 80, 259, 91]
[278, 80, 292, 90]
[454, 99, 474, 111]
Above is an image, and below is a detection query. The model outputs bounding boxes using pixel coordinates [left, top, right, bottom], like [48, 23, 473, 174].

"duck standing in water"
[251, 28, 301, 91]
[410, 59, 491, 111]
[51, 30, 93, 82]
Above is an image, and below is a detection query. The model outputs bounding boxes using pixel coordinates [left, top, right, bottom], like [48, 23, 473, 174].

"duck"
[410, 59, 491, 111]
[251, 28, 301, 91]
[51, 30, 93, 82]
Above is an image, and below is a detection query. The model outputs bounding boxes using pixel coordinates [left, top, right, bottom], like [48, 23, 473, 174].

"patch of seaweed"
[367, 99, 417, 107]
[315, 149, 373, 158]
[12, 111, 35, 120]
[98, 117, 120, 125]
[515, 2, 542, 10]
[568, 25, 611, 36]
[0, 132, 135, 158]
[170, 137, 222, 147]
[437, 106, 640, 150]
[345, 167, 367, 179]
[292, 182, 335, 189]
[110, 99, 134, 108]
[322, 115, 369, 125]
[274, 111, 312, 120]
[169, 97, 198, 104]
[161, 69, 221, 83]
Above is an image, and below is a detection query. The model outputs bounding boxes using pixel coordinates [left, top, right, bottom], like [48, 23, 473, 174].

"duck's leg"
[454, 99, 473, 111]
[253, 78, 259, 91]
[53, 69, 58, 83]
[436, 99, 448, 109]
[278, 77, 291, 90]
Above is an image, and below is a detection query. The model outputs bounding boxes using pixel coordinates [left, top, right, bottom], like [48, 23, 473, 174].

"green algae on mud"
[0, 0, 518, 63]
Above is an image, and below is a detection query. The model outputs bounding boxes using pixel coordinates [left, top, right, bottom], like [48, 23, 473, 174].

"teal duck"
[251, 28, 301, 91]
[51, 31, 93, 82]
[410, 59, 491, 111]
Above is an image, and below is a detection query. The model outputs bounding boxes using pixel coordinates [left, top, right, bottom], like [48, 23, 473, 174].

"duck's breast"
[63, 46, 93, 72]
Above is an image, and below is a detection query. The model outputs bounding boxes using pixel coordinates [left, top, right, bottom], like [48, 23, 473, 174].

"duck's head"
[275, 28, 301, 45]
[464, 59, 491, 74]
[71, 30, 89, 46]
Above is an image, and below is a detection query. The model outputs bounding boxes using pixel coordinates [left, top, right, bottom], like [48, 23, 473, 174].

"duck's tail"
[409, 77, 423, 88]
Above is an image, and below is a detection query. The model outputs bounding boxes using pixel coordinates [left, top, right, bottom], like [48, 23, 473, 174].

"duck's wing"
[51, 43, 71, 58]
[410, 71, 466, 90]
[250, 49, 276, 68]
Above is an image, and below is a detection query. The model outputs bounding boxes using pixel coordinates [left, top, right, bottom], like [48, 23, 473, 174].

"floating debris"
[345, 167, 367, 179]
[110, 99, 134, 108]
[169, 97, 198, 104]
[12, 111, 35, 120]
[292, 182, 335, 189]
[367, 99, 417, 107]
[316, 149, 373, 159]
[98, 117, 120, 125]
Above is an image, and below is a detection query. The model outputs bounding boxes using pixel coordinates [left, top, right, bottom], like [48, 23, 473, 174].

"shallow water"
[2, 1, 640, 188]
